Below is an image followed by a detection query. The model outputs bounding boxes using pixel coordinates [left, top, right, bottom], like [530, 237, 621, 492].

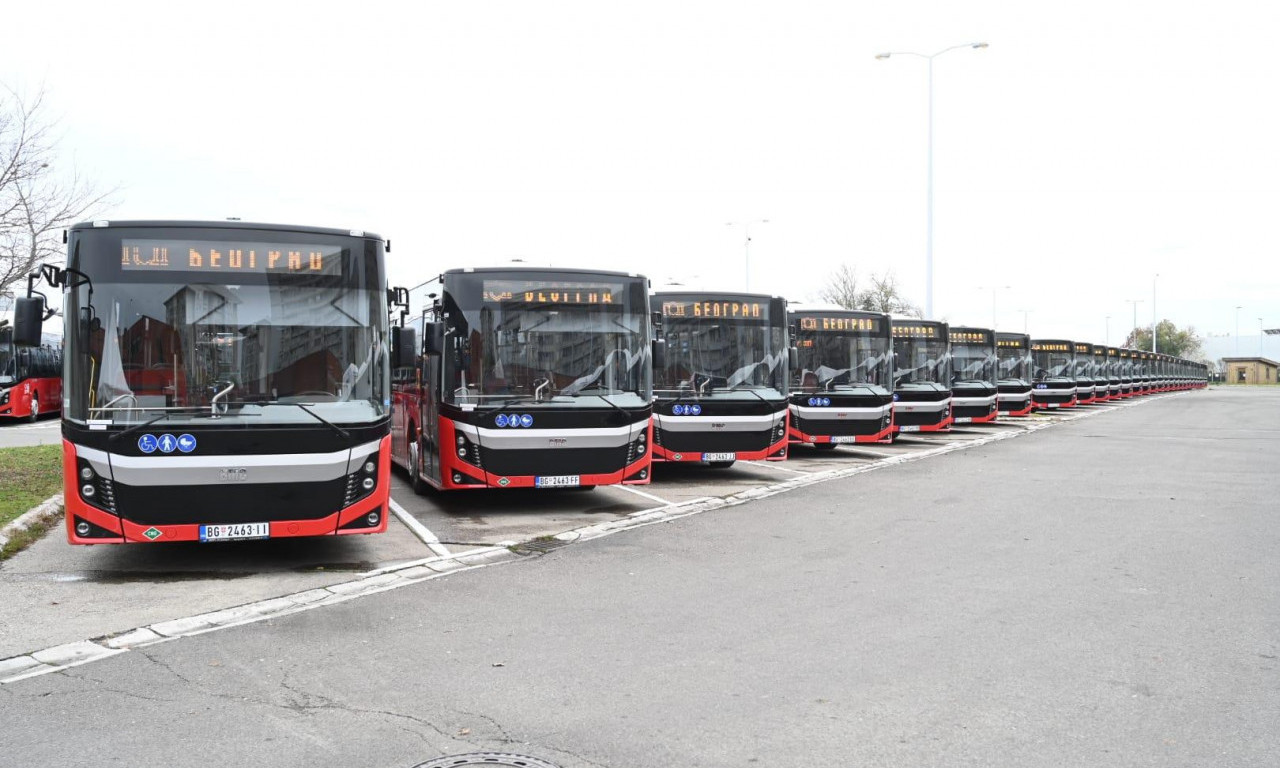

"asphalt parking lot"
[0, 405, 1118, 662]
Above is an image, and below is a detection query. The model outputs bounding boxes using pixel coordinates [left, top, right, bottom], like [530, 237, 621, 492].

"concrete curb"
[0, 393, 1179, 685]
[0, 493, 64, 549]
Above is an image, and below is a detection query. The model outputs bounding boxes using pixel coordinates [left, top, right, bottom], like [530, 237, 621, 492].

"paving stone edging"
[0, 493, 64, 549]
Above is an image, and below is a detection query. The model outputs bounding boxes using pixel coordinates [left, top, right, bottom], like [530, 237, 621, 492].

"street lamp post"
[1015, 308, 1030, 334]
[876, 42, 988, 319]
[1152, 274, 1159, 354]
[1235, 305, 1243, 356]
[726, 219, 769, 291]
[1125, 299, 1143, 346]
[1105, 315, 1111, 346]
[977, 284, 1010, 330]
[1262, 318, 1266, 357]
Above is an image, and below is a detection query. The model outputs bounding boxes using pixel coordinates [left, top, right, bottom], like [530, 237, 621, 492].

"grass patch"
[0, 508, 62, 561]
[0, 444, 63, 528]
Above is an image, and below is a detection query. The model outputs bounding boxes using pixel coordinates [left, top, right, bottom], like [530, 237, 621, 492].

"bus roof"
[69, 220, 385, 241]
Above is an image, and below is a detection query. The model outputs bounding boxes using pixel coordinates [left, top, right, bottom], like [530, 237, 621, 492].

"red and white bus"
[0, 328, 61, 421]
[391, 267, 653, 491]
[16, 220, 398, 544]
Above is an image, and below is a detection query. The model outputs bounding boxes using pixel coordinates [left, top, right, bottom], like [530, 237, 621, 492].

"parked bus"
[948, 327, 999, 424]
[15, 220, 396, 545]
[1107, 347, 1129, 399]
[891, 319, 952, 433]
[1132, 350, 1151, 395]
[650, 291, 789, 467]
[391, 267, 653, 491]
[995, 332, 1034, 416]
[0, 328, 62, 421]
[788, 307, 894, 446]
[1031, 340, 1077, 409]
[1092, 344, 1115, 401]
[1072, 342, 1098, 404]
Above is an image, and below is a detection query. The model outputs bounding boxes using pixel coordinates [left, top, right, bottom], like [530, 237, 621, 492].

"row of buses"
[7, 221, 1206, 546]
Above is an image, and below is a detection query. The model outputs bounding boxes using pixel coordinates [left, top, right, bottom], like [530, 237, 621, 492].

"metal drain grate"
[414, 754, 563, 768]
[507, 537, 573, 556]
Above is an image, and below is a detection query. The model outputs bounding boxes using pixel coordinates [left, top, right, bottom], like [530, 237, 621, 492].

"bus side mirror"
[652, 339, 666, 371]
[788, 346, 798, 370]
[391, 326, 417, 368]
[423, 321, 445, 356]
[12, 297, 45, 346]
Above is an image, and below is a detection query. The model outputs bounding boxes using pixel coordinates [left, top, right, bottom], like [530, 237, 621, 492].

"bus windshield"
[443, 272, 652, 408]
[63, 227, 389, 426]
[791, 315, 891, 393]
[997, 345, 1031, 381]
[657, 297, 788, 400]
[952, 344, 996, 384]
[1033, 349, 1074, 380]
[894, 338, 951, 385]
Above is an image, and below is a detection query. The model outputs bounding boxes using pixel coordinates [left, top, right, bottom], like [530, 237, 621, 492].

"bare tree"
[1, 85, 114, 299]
[857, 271, 922, 318]
[817, 264, 861, 309]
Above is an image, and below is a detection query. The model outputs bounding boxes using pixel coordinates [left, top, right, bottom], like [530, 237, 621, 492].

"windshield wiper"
[264, 402, 351, 440]
[109, 408, 211, 444]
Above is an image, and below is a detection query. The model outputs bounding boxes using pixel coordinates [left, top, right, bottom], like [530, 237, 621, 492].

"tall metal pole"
[1235, 306, 1242, 356]
[876, 42, 986, 320]
[1152, 274, 1159, 354]
[926, 57, 934, 319]
[1105, 315, 1111, 346]
[1125, 299, 1143, 345]
[744, 221, 752, 291]
[1262, 318, 1266, 357]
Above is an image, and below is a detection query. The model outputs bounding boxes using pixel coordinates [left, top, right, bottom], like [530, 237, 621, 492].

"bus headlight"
[344, 454, 379, 506]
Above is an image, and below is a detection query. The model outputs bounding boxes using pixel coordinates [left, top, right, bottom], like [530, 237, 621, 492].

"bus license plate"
[702, 452, 736, 462]
[535, 475, 581, 488]
[1046, 403, 1059, 409]
[830, 436, 860, 444]
[200, 522, 270, 542]
[954, 417, 972, 424]
[899, 425, 921, 433]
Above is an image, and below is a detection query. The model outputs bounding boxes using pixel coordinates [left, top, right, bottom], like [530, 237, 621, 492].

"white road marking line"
[748, 461, 809, 475]
[388, 498, 452, 557]
[607, 483, 671, 505]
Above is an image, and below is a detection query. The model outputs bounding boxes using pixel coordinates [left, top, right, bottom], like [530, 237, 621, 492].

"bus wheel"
[28, 396, 39, 423]
[814, 443, 838, 450]
[708, 460, 735, 469]
[408, 437, 427, 495]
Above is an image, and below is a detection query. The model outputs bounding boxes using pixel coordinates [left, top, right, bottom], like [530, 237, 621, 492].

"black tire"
[407, 433, 428, 495]
[708, 460, 735, 469]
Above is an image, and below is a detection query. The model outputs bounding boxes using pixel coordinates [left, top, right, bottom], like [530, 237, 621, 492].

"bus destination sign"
[121, 240, 344, 275]
[997, 338, 1026, 348]
[892, 324, 941, 339]
[797, 315, 882, 333]
[661, 300, 764, 319]
[950, 331, 991, 344]
[1033, 342, 1071, 352]
[483, 280, 625, 305]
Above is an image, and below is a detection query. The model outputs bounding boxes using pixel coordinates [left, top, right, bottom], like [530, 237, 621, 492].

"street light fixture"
[1152, 273, 1159, 354]
[976, 284, 1010, 330]
[1235, 305, 1243, 356]
[726, 219, 769, 291]
[1125, 299, 1143, 345]
[876, 42, 989, 318]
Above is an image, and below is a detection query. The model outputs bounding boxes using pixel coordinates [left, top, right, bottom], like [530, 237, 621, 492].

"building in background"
[1220, 357, 1277, 385]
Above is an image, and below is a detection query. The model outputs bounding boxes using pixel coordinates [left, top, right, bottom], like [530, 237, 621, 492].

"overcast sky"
[5, 1, 1279, 350]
